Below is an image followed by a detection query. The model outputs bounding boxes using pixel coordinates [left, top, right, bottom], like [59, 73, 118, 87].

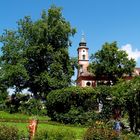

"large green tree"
[112, 77, 140, 134]
[0, 5, 76, 98]
[89, 42, 136, 85]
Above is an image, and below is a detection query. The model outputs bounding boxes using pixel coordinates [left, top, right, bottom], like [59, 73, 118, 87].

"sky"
[0, 0, 140, 66]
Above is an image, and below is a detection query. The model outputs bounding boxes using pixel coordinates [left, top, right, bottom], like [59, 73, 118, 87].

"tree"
[112, 78, 140, 134]
[125, 77, 140, 133]
[69, 57, 78, 85]
[0, 29, 29, 93]
[0, 5, 76, 98]
[89, 42, 136, 85]
[95, 85, 113, 121]
[0, 81, 8, 108]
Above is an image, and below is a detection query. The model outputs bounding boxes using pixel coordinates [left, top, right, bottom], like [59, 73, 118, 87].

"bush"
[46, 86, 97, 124]
[54, 107, 98, 125]
[95, 85, 114, 121]
[84, 128, 119, 140]
[19, 98, 46, 115]
[0, 124, 25, 140]
[5, 93, 47, 115]
[84, 123, 140, 140]
[122, 132, 140, 140]
[5, 93, 30, 113]
[83, 123, 120, 140]
[34, 128, 76, 140]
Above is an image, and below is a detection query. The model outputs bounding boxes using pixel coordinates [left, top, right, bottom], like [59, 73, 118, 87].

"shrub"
[46, 86, 97, 124]
[34, 128, 76, 140]
[83, 123, 120, 140]
[0, 124, 25, 140]
[84, 123, 140, 140]
[5, 93, 47, 115]
[95, 85, 114, 121]
[54, 107, 98, 125]
[5, 93, 30, 113]
[122, 132, 140, 140]
[19, 98, 46, 115]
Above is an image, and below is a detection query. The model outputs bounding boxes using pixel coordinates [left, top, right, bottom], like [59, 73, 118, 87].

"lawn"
[0, 111, 87, 140]
[0, 122, 86, 139]
[0, 111, 50, 121]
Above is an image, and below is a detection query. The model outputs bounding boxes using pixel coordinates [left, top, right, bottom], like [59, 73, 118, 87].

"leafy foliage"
[112, 77, 140, 134]
[18, 98, 46, 115]
[95, 85, 114, 121]
[89, 42, 136, 85]
[0, 124, 25, 140]
[46, 86, 97, 124]
[5, 93, 46, 115]
[5, 93, 30, 113]
[84, 123, 119, 140]
[0, 5, 76, 97]
[84, 122, 140, 140]
[0, 87, 8, 111]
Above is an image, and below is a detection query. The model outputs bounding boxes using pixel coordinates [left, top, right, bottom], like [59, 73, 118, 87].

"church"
[76, 34, 140, 87]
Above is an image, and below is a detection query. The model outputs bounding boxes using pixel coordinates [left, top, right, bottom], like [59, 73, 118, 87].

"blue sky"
[1, 0, 140, 66]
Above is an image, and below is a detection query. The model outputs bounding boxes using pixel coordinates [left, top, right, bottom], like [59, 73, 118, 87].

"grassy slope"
[0, 111, 86, 139]
[1, 122, 86, 139]
[0, 111, 50, 121]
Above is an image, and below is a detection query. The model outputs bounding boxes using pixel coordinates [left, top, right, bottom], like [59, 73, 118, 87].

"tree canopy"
[89, 42, 136, 85]
[112, 77, 140, 133]
[0, 5, 76, 98]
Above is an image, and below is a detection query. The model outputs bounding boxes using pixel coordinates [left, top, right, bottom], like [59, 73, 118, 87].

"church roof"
[78, 68, 140, 79]
[79, 71, 94, 77]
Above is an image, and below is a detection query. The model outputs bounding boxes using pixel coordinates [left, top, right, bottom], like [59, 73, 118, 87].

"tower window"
[83, 55, 85, 60]
[83, 50, 85, 52]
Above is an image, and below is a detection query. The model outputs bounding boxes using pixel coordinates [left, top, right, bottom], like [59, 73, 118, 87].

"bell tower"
[77, 33, 89, 77]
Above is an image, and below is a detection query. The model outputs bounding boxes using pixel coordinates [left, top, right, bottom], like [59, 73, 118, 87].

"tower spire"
[81, 32, 86, 43]
[79, 32, 86, 46]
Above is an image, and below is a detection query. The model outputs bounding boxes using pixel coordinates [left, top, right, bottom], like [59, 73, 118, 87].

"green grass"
[0, 111, 50, 121]
[0, 122, 86, 139]
[38, 123, 86, 139]
[0, 111, 87, 139]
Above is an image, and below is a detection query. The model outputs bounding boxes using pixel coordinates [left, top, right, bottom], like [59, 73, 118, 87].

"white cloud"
[121, 44, 140, 61]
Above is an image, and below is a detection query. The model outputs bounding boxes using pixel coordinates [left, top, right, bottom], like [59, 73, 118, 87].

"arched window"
[83, 55, 85, 60]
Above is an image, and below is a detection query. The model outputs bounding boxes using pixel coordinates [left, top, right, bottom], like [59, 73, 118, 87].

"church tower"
[77, 33, 89, 77]
[77, 33, 96, 87]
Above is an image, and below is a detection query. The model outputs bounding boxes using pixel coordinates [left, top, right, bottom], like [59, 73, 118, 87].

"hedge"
[46, 86, 97, 124]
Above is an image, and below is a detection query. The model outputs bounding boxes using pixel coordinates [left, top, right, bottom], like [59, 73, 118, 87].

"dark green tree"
[0, 29, 29, 93]
[89, 42, 136, 85]
[0, 5, 76, 98]
[0, 81, 8, 109]
[126, 77, 140, 133]
[113, 77, 140, 134]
